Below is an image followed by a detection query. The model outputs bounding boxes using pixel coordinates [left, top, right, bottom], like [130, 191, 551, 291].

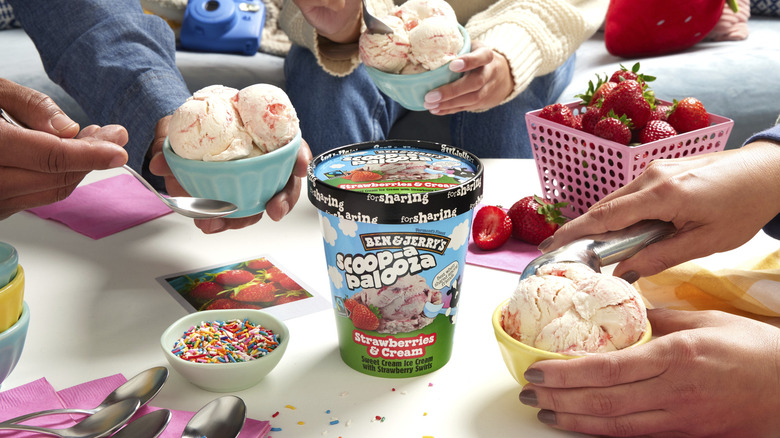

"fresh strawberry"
[571, 114, 583, 131]
[591, 81, 617, 107]
[507, 195, 567, 245]
[638, 120, 677, 143]
[649, 104, 671, 122]
[246, 258, 273, 270]
[233, 283, 277, 303]
[667, 97, 709, 133]
[471, 205, 513, 250]
[600, 79, 652, 130]
[275, 273, 302, 291]
[215, 269, 255, 286]
[349, 170, 382, 182]
[593, 112, 632, 145]
[576, 74, 611, 107]
[189, 281, 224, 301]
[538, 103, 575, 128]
[605, 0, 738, 57]
[350, 303, 380, 330]
[581, 106, 603, 134]
[608, 62, 655, 84]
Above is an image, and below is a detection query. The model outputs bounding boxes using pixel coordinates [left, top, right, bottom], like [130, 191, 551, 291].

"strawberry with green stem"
[508, 195, 568, 245]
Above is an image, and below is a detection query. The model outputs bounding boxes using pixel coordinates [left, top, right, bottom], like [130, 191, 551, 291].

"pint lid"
[308, 140, 483, 224]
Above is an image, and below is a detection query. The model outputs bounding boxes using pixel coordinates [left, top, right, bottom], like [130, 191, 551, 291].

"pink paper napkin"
[0, 375, 271, 438]
[26, 174, 173, 239]
[465, 205, 542, 274]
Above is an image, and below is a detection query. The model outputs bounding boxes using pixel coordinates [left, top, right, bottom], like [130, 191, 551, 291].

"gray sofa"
[3, 16, 779, 150]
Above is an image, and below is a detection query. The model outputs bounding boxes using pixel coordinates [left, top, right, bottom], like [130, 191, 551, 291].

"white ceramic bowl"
[160, 309, 289, 392]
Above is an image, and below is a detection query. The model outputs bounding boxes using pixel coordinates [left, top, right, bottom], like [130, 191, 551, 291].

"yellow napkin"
[635, 249, 780, 319]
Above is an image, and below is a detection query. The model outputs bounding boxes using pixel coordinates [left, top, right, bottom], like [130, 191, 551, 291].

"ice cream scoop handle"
[590, 220, 677, 267]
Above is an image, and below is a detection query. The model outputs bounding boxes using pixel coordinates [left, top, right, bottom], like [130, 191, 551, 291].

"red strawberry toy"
[667, 97, 710, 133]
[471, 205, 513, 250]
[605, 0, 739, 57]
[507, 195, 567, 245]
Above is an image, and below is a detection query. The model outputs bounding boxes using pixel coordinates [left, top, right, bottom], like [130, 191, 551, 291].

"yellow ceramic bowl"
[0, 266, 24, 333]
[492, 299, 652, 385]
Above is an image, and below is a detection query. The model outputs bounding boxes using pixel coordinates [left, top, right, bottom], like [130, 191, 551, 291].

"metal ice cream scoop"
[519, 220, 677, 280]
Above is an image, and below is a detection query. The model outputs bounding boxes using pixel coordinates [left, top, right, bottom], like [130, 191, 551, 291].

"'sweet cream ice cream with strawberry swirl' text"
[308, 141, 483, 377]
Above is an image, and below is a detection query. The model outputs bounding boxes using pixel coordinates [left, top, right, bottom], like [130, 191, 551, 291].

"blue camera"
[180, 0, 265, 56]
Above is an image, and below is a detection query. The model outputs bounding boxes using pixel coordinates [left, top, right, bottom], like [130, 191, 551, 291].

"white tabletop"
[1, 159, 776, 437]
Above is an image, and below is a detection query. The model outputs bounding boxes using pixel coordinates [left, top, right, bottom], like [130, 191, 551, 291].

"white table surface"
[1, 158, 776, 437]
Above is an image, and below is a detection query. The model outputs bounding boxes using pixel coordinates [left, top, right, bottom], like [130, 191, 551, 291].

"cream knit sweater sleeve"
[279, 0, 607, 104]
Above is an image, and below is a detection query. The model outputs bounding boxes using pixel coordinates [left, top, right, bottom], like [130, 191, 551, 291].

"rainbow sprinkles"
[171, 318, 280, 363]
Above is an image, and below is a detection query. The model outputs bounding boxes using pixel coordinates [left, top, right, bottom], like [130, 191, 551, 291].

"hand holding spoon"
[0, 108, 238, 219]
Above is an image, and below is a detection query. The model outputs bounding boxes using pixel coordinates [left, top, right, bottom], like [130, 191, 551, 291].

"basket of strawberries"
[527, 63, 734, 218]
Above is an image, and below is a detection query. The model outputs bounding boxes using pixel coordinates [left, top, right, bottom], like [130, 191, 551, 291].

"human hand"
[148, 116, 313, 234]
[422, 40, 514, 115]
[541, 141, 780, 281]
[519, 308, 780, 437]
[0, 79, 128, 219]
[291, 0, 361, 43]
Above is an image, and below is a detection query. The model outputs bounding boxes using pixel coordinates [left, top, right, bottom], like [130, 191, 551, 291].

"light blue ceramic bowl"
[364, 24, 471, 111]
[0, 301, 29, 388]
[0, 242, 18, 288]
[163, 132, 302, 218]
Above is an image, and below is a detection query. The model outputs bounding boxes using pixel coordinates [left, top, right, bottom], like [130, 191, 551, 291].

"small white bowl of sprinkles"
[160, 308, 289, 392]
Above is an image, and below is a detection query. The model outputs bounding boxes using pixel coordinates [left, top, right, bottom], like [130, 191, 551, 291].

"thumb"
[0, 79, 80, 137]
[646, 308, 725, 336]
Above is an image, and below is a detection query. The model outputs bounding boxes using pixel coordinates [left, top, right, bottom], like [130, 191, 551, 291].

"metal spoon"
[111, 409, 171, 438]
[361, 0, 393, 34]
[0, 398, 139, 438]
[2, 366, 168, 425]
[181, 396, 246, 438]
[0, 107, 238, 219]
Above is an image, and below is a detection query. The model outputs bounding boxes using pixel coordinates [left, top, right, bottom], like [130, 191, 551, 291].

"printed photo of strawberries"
[204, 298, 261, 310]
[189, 281, 225, 302]
[274, 272, 302, 291]
[274, 290, 310, 305]
[215, 269, 255, 286]
[349, 303, 380, 331]
[233, 282, 278, 303]
[246, 258, 273, 271]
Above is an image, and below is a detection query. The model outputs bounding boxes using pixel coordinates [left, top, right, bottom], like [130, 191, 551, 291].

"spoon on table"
[0, 398, 139, 438]
[111, 409, 171, 438]
[2, 366, 168, 425]
[0, 107, 238, 219]
[181, 395, 246, 438]
[361, 0, 393, 35]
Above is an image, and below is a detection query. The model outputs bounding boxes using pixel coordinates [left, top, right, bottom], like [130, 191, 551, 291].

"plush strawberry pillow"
[605, 0, 739, 57]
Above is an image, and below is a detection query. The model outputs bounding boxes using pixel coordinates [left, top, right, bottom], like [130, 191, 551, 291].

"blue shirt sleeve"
[745, 123, 780, 240]
[8, 0, 192, 181]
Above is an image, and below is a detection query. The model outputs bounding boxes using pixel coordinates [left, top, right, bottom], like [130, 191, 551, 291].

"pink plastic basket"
[526, 100, 734, 218]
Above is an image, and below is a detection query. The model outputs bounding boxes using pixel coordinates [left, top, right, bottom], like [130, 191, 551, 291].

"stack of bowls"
[0, 242, 29, 387]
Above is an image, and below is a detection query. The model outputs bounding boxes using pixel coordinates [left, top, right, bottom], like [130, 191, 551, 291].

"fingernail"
[524, 368, 544, 384]
[620, 270, 640, 284]
[537, 410, 557, 425]
[51, 113, 76, 133]
[537, 236, 554, 251]
[519, 390, 537, 406]
[424, 91, 442, 103]
[449, 59, 465, 72]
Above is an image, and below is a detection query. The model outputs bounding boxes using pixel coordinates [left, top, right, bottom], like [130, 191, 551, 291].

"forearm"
[743, 124, 780, 239]
[9, 0, 192, 172]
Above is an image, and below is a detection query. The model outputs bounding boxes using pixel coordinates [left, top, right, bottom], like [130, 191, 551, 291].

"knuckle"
[589, 392, 617, 416]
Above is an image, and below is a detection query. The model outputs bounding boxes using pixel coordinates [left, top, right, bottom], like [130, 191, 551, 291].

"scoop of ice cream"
[169, 84, 299, 161]
[359, 0, 463, 74]
[353, 274, 442, 334]
[236, 84, 300, 153]
[358, 15, 411, 74]
[502, 263, 648, 354]
[408, 16, 464, 70]
[168, 86, 255, 162]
